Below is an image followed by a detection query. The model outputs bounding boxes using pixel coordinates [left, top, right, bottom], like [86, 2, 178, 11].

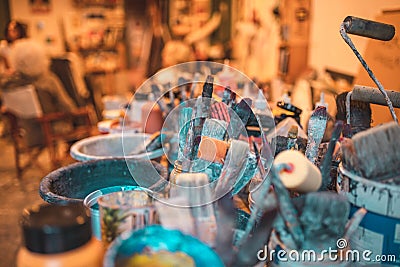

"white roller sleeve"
[274, 150, 322, 193]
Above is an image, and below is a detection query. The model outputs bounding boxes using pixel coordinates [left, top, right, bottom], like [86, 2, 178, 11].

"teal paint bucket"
[39, 158, 168, 204]
[337, 164, 400, 266]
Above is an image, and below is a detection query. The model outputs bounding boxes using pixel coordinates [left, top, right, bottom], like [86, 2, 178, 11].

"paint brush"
[236, 140, 269, 244]
[194, 119, 228, 176]
[341, 121, 400, 181]
[319, 120, 344, 191]
[336, 92, 371, 137]
[211, 101, 230, 123]
[178, 107, 193, 161]
[305, 106, 328, 164]
[214, 139, 250, 198]
[190, 76, 215, 160]
[227, 98, 253, 140]
[299, 192, 350, 250]
[221, 86, 233, 106]
[232, 209, 278, 267]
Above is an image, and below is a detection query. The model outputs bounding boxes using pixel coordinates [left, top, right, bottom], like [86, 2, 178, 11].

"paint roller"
[340, 16, 398, 123]
[342, 16, 395, 41]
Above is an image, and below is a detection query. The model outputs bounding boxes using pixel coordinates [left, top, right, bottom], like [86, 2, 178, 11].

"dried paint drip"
[340, 21, 398, 123]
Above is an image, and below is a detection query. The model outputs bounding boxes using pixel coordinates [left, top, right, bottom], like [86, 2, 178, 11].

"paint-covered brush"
[299, 192, 350, 250]
[305, 106, 328, 164]
[319, 120, 344, 191]
[221, 86, 233, 106]
[336, 92, 371, 137]
[341, 121, 400, 181]
[190, 76, 215, 160]
[211, 101, 230, 123]
[177, 107, 193, 161]
[232, 208, 278, 267]
[194, 118, 228, 179]
[228, 98, 253, 140]
[214, 139, 250, 198]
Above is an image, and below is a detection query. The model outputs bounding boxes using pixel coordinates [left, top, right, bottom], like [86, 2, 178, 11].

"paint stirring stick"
[305, 106, 328, 164]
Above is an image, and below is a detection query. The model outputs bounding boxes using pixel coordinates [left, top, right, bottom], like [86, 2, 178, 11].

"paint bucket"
[83, 185, 152, 240]
[337, 164, 400, 266]
[39, 158, 168, 204]
[70, 133, 164, 162]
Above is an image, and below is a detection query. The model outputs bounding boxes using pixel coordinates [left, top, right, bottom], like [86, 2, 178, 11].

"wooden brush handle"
[343, 16, 395, 41]
[352, 85, 400, 108]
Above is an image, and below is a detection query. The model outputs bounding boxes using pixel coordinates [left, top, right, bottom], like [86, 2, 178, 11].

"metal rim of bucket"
[337, 163, 400, 219]
[338, 164, 400, 193]
[39, 158, 168, 204]
[69, 133, 165, 161]
[83, 185, 149, 211]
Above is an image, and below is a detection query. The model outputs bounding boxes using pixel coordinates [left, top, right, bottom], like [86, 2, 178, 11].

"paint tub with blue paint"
[337, 164, 400, 266]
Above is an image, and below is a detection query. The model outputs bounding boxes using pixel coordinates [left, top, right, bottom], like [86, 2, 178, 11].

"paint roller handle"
[352, 85, 400, 108]
[343, 16, 395, 41]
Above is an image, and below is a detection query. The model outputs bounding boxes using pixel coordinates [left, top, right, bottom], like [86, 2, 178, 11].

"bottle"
[253, 89, 274, 134]
[141, 93, 164, 134]
[17, 203, 103, 267]
[127, 92, 148, 124]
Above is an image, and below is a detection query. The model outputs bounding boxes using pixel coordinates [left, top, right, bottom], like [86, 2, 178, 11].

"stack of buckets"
[337, 164, 400, 266]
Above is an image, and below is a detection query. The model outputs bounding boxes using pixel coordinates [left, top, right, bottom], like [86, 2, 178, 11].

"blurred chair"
[50, 54, 101, 121]
[1, 84, 95, 178]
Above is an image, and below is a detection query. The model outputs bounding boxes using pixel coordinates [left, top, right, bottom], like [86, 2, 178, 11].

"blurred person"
[0, 39, 77, 146]
[0, 20, 28, 73]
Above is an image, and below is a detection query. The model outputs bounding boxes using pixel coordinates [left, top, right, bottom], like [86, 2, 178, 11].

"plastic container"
[127, 92, 148, 123]
[83, 185, 151, 240]
[70, 133, 164, 162]
[17, 203, 104, 267]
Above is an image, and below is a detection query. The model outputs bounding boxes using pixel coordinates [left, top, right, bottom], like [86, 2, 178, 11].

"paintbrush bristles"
[342, 121, 400, 180]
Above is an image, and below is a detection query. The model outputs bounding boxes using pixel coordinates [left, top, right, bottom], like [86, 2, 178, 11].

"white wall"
[9, 0, 76, 55]
[309, 0, 400, 77]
